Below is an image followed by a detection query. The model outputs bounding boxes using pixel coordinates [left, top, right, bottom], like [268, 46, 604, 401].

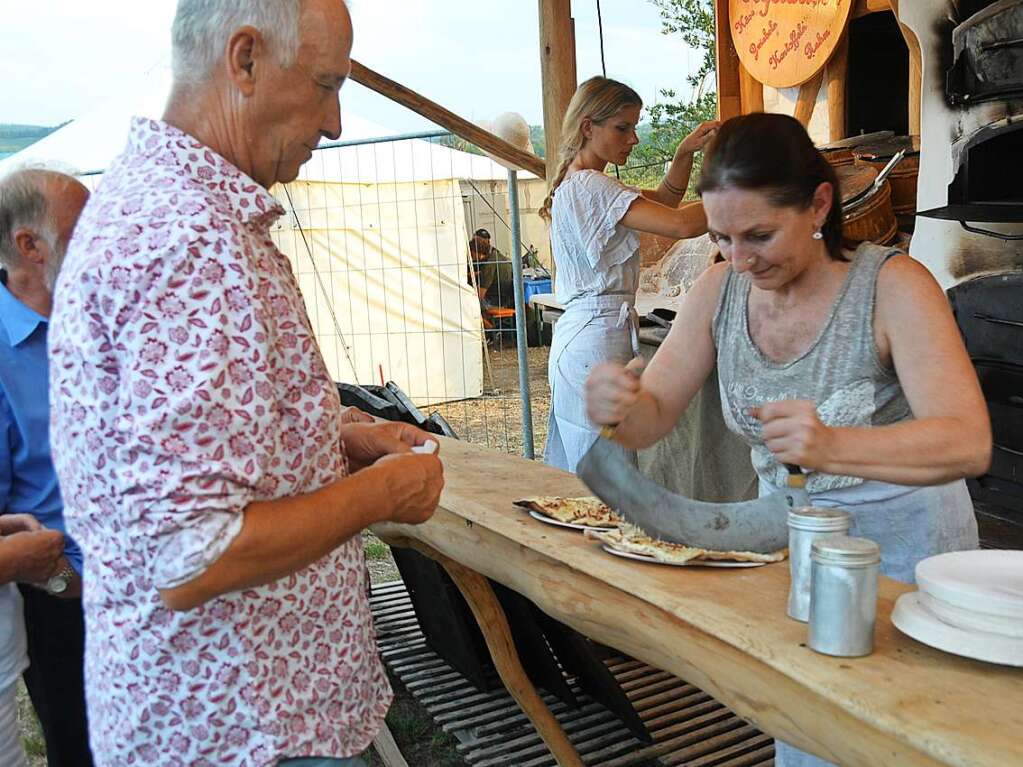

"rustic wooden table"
[373, 438, 1023, 767]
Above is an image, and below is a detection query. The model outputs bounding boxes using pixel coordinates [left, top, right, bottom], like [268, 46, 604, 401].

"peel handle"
[785, 463, 807, 489]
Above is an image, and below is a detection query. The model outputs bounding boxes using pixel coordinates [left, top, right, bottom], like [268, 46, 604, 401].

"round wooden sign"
[729, 0, 853, 88]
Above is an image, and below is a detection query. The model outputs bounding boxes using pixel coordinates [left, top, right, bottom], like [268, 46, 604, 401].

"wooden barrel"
[852, 136, 921, 215]
[837, 165, 899, 247]
[820, 146, 855, 167]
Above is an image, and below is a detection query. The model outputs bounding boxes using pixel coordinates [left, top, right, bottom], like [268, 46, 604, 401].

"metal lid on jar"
[788, 507, 852, 532]
[812, 536, 881, 567]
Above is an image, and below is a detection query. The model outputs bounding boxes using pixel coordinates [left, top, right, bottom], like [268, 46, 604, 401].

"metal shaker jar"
[787, 508, 851, 622]
[808, 536, 881, 657]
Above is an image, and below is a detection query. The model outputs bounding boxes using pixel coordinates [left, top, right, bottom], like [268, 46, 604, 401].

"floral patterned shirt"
[49, 117, 391, 766]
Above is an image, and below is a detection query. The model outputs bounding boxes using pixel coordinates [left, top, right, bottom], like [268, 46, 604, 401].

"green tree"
[619, 0, 717, 193]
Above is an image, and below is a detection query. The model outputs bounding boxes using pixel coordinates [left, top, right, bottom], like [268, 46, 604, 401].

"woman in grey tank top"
[585, 114, 991, 767]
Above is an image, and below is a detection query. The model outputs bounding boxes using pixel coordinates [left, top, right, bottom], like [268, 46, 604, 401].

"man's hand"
[0, 529, 64, 585]
[341, 421, 440, 472]
[339, 406, 374, 425]
[0, 514, 44, 535]
[750, 399, 835, 470]
[374, 452, 445, 525]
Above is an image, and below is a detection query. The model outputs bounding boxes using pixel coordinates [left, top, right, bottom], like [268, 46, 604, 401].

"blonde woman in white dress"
[540, 75, 717, 472]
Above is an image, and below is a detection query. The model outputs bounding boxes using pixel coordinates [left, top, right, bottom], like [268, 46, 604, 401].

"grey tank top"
[712, 243, 911, 493]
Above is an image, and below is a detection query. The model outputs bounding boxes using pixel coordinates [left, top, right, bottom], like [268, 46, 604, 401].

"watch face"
[46, 575, 69, 594]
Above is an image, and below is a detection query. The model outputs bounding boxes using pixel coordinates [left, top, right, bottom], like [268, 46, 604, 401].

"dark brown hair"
[697, 113, 845, 260]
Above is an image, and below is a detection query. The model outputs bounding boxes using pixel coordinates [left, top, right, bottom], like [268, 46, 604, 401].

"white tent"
[0, 68, 550, 405]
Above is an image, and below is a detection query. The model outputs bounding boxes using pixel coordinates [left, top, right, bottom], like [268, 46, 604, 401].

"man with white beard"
[0, 168, 93, 766]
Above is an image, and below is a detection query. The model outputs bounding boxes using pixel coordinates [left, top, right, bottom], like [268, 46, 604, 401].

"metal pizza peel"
[577, 320, 807, 554]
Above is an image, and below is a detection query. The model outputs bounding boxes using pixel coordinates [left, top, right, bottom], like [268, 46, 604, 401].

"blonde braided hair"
[538, 76, 642, 222]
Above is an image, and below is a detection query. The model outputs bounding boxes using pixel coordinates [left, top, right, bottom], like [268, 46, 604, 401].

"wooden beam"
[372, 725, 411, 767]
[349, 60, 546, 179]
[853, 0, 891, 18]
[738, 63, 764, 115]
[715, 1, 742, 121]
[826, 31, 850, 141]
[890, 0, 922, 136]
[539, 0, 577, 182]
[794, 71, 825, 128]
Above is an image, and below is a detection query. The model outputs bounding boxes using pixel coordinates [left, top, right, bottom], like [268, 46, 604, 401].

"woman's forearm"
[821, 417, 991, 486]
[645, 152, 695, 207]
[605, 389, 679, 450]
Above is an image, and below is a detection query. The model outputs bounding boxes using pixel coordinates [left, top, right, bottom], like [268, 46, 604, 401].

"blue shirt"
[0, 273, 82, 573]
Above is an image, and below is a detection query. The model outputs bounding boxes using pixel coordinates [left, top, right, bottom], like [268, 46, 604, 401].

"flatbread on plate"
[514, 496, 623, 528]
[589, 524, 787, 564]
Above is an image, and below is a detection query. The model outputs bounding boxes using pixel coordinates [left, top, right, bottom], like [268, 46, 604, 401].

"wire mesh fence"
[76, 127, 552, 457]
[270, 129, 551, 457]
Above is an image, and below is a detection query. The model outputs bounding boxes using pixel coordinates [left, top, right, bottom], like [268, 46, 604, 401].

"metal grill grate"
[371, 580, 774, 766]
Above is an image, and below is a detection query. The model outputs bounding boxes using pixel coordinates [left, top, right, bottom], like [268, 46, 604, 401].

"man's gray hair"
[0, 167, 54, 270]
[171, 0, 303, 83]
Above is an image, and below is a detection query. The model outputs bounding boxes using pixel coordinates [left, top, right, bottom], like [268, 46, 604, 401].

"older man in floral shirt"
[48, 2, 444, 765]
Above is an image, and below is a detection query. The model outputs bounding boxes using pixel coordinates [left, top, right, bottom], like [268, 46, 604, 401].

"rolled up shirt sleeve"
[103, 238, 282, 590]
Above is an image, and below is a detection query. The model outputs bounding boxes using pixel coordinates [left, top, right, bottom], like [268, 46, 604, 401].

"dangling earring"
[812, 230, 824, 241]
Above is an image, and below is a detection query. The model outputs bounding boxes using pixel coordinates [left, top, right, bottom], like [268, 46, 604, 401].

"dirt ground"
[433, 344, 551, 458]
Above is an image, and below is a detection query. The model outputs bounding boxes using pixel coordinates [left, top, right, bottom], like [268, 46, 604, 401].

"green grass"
[16, 681, 46, 766]
[364, 536, 390, 561]
[365, 671, 465, 767]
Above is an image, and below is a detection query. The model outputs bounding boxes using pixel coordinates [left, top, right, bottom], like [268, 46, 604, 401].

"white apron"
[544, 295, 637, 472]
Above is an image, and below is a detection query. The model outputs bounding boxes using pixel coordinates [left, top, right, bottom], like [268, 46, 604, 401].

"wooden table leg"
[440, 556, 586, 767]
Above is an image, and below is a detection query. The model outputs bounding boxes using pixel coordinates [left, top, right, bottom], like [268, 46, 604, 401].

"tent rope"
[281, 184, 361, 384]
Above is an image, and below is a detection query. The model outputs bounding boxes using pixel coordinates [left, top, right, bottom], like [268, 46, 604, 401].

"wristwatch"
[45, 562, 76, 595]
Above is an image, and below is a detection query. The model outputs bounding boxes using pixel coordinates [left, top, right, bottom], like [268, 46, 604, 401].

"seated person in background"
[468, 228, 515, 309]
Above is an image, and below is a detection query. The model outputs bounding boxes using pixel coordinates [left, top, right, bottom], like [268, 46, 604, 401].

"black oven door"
[947, 0, 1023, 105]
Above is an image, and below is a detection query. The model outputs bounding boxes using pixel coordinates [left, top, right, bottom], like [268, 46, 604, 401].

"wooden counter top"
[374, 437, 1023, 767]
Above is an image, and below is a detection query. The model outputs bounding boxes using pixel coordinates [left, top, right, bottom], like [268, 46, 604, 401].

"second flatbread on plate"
[590, 524, 787, 564]
[514, 496, 623, 527]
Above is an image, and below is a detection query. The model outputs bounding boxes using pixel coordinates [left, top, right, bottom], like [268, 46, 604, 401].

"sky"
[0, 0, 702, 134]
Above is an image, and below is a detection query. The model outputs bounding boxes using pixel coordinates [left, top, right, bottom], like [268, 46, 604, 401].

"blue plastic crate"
[523, 278, 553, 304]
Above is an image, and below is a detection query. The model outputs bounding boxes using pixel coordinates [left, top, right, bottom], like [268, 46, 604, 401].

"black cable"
[595, 0, 621, 180]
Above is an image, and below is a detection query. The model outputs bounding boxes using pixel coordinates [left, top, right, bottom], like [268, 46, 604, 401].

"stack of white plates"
[891, 550, 1023, 667]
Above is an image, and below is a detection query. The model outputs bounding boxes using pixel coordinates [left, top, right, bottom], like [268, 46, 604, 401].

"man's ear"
[13, 227, 46, 266]
[226, 25, 265, 96]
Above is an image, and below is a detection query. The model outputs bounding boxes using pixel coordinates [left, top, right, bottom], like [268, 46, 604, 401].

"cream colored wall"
[762, 84, 832, 144]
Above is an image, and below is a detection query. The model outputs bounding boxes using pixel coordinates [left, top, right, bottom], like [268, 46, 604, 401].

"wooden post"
[715, 1, 742, 121]
[794, 71, 825, 128]
[349, 60, 546, 179]
[826, 31, 850, 141]
[884, 1, 922, 135]
[441, 556, 586, 767]
[539, 0, 577, 183]
[738, 64, 764, 115]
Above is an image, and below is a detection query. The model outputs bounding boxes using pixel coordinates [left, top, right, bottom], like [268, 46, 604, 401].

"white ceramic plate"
[915, 550, 1023, 618]
[891, 591, 1023, 667]
[601, 544, 767, 568]
[527, 510, 618, 533]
